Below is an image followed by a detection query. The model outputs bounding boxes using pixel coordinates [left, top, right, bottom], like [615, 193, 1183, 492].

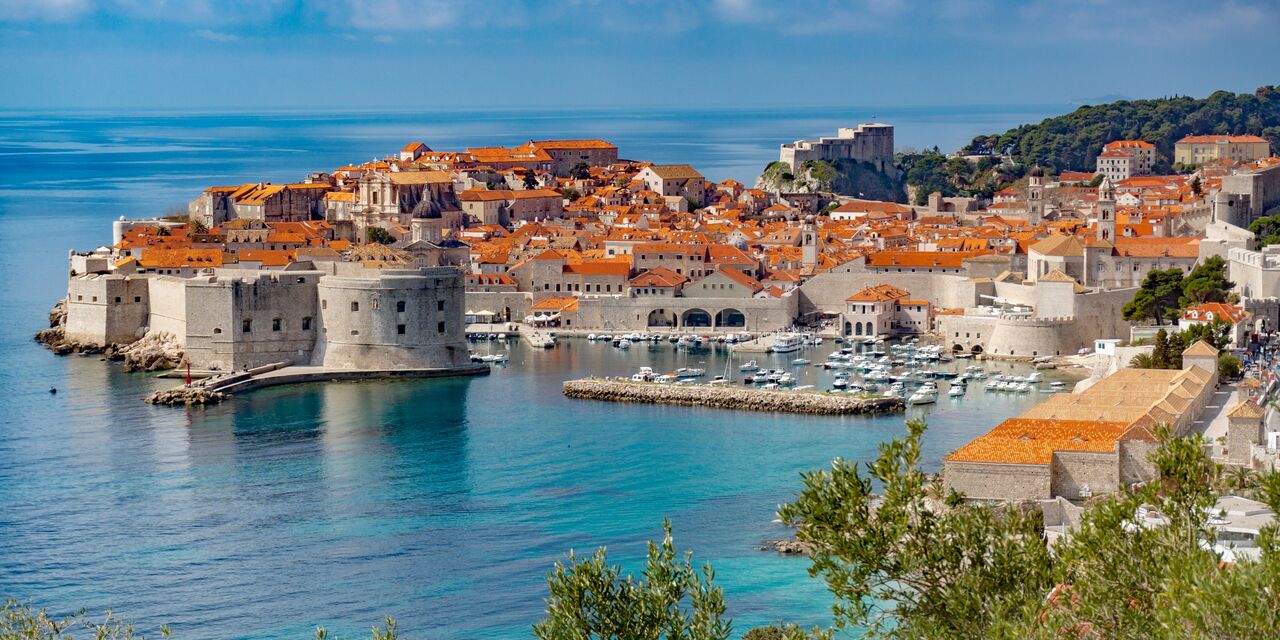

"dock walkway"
[147, 362, 490, 405]
[563, 377, 903, 416]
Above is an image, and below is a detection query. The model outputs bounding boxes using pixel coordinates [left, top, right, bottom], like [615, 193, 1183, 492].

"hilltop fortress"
[778, 124, 897, 177]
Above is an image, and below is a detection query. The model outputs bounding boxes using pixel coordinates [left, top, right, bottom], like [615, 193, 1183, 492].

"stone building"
[778, 124, 896, 177]
[457, 188, 564, 226]
[944, 350, 1218, 502]
[635, 165, 706, 207]
[1175, 135, 1270, 166]
[1213, 158, 1280, 228]
[1095, 140, 1156, 182]
[841, 284, 931, 337]
[61, 251, 472, 372]
[525, 140, 618, 176]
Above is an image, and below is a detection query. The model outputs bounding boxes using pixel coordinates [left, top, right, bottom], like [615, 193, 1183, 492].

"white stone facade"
[778, 124, 896, 177]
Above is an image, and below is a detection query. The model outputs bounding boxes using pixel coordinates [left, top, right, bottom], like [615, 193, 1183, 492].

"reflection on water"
[1, 108, 1071, 639]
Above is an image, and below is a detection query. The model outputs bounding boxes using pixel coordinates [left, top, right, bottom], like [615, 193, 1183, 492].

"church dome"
[1029, 165, 1044, 178]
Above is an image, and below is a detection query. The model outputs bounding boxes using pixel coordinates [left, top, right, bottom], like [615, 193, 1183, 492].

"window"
[397, 300, 406, 313]
[242, 319, 252, 333]
[92, 296, 97, 302]
[114, 296, 121, 303]
[351, 301, 360, 311]
[134, 296, 141, 303]
[322, 300, 327, 310]
[437, 300, 444, 311]
[272, 318, 282, 332]
[302, 317, 312, 330]
[351, 329, 359, 336]
[437, 321, 446, 333]
[213, 327, 222, 334]
[397, 324, 406, 335]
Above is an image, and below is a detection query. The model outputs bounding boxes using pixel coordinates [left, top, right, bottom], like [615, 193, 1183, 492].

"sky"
[1, 0, 1278, 111]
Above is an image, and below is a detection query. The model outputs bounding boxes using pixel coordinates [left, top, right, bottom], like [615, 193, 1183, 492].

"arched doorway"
[854, 322, 864, 336]
[714, 308, 745, 328]
[647, 309, 676, 327]
[681, 308, 712, 328]
[971, 345, 984, 354]
[952, 344, 964, 352]
[843, 321, 852, 336]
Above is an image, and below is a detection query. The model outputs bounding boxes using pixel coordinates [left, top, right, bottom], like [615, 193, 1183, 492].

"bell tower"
[1027, 165, 1045, 225]
[1096, 175, 1116, 242]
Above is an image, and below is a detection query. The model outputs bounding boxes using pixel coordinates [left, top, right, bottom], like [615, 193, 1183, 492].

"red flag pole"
[185, 359, 192, 387]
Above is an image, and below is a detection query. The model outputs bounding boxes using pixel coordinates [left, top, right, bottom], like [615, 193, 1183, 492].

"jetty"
[147, 362, 490, 406]
[563, 378, 904, 416]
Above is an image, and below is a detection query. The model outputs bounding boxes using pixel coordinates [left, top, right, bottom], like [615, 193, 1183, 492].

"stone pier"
[563, 378, 904, 415]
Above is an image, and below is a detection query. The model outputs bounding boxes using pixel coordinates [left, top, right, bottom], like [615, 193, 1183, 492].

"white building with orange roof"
[1180, 302, 1253, 347]
[841, 283, 931, 338]
[1096, 140, 1156, 182]
[1175, 134, 1270, 166]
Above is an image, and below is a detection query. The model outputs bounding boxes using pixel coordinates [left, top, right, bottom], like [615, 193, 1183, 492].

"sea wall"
[563, 378, 904, 415]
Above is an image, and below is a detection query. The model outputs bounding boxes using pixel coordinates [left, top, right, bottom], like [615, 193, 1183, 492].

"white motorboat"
[655, 374, 678, 384]
[907, 388, 938, 405]
[709, 376, 729, 385]
[762, 382, 780, 390]
[739, 360, 759, 371]
[791, 358, 810, 366]
[948, 385, 965, 398]
[777, 373, 796, 385]
[616, 339, 631, 350]
[1027, 372, 1043, 383]
[675, 367, 705, 378]
[770, 333, 804, 353]
[832, 377, 848, 389]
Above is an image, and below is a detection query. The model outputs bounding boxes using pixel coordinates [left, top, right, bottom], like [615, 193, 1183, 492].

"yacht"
[739, 360, 759, 372]
[948, 385, 965, 398]
[908, 387, 938, 405]
[675, 367, 705, 378]
[791, 357, 810, 366]
[832, 377, 849, 389]
[770, 333, 804, 353]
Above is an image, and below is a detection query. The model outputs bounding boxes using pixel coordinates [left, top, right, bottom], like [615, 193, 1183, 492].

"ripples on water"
[0, 108, 1064, 638]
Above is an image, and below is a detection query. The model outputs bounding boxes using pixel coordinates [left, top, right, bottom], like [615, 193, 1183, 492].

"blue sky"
[1, 0, 1278, 111]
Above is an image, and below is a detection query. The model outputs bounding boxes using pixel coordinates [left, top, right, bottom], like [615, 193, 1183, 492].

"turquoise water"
[0, 108, 1065, 638]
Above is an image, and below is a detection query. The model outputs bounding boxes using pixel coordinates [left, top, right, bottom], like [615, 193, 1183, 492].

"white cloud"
[193, 28, 238, 42]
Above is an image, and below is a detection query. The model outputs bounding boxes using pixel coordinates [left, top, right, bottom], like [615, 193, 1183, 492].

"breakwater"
[563, 378, 904, 415]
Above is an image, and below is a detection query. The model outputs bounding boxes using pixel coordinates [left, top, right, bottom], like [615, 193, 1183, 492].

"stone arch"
[844, 321, 852, 336]
[714, 308, 746, 328]
[952, 343, 964, 352]
[681, 308, 712, 328]
[970, 344, 984, 354]
[647, 308, 676, 327]
[855, 321, 864, 336]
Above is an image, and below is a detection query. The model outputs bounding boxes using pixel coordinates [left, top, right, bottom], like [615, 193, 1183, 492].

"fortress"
[63, 250, 476, 373]
[778, 124, 897, 177]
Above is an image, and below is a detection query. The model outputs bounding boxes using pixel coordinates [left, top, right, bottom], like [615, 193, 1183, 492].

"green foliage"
[563, 187, 581, 202]
[1248, 213, 1280, 248]
[1, 600, 170, 639]
[1129, 352, 1156, 368]
[742, 624, 832, 640]
[1123, 268, 1184, 325]
[366, 227, 395, 245]
[760, 159, 904, 203]
[1088, 173, 1106, 188]
[897, 152, 959, 205]
[314, 617, 399, 640]
[685, 197, 703, 212]
[533, 519, 733, 640]
[1181, 255, 1234, 306]
[1190, 175, 1202, 195]
[1152, 328, 1172, 368]
[777, 419, 1056, 638]
[523, 171, 540, 190]
[1218, 353, 1243, 379]
[961, 86, 1280, 172]
[776, 420, 1280, 639]
[1178, 320, 1232, 352]
[570, 162, 591, 180]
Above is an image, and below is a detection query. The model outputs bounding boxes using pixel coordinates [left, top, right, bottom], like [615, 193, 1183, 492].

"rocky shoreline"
[563, 378, 905, 415]
[757, 538, 813, 555]
[34, 299, 183, 372]
[145, 386, 228, 406]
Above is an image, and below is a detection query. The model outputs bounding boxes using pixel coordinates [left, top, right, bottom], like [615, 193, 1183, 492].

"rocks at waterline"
[34, 300, 183, 372]
[145, 386, 227, 406]
[758, 538, 813, 555]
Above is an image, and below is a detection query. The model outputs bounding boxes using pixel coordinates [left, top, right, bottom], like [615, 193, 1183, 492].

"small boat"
[777, 373, 796, 385]
[709, 376, 729, 385]
[791, 358, 810, 366]
[1049, 381, 1067, 391]
[832, 377, 848, 389]
[907, 388, 937, 405]
[617, 339, 631, 350]
[675, 367, 705, 378]
[1027, 372, 1043, 383]
[739, 360, 759, 372]
[630, 373, 650, 382]
[795, 385, 815, 391]
[655, 374, 678, 384]
[762, 382, 780, 390]
[948, 385, 965, 398]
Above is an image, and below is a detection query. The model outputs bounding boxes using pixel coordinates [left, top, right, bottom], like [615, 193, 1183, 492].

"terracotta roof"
[530, 296, 579, 312]
[1182, 340, 1219, 357]
[1039, 269, 1080, 284]
[713, 266, 763, 292]
[847, 283, 911, 302]
[530, 139, 616, 150]
[386, 171, 453, 185]
[1183, 303, 1250, 325]
[946, 419, 1133, 465]
[646, 164, 704, 180]
[1178, 135, 1268, 144]
[459, 188, 561, 202]
[1030, 234, 1084, 258]
[630, 267, 688, 287]
[832, 199, 912, 215]
[1227, 400, 1265, 419]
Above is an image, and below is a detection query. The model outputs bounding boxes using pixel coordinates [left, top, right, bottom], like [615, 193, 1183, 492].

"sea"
[0, 105, 1067, 639]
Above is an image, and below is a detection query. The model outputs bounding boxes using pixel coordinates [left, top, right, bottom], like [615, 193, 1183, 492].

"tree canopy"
[1122, 268, 1184, 325]
[1181, 255, 1234, 306]
[1248, 213, 1280, 248]
[960, 86, 1280, 173]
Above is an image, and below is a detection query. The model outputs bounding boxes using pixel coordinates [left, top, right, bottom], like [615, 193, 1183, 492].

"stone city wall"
[64, 274, 151, 346]
[943, 460, 1052, 502]
[1050, 450, 1120, 499]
